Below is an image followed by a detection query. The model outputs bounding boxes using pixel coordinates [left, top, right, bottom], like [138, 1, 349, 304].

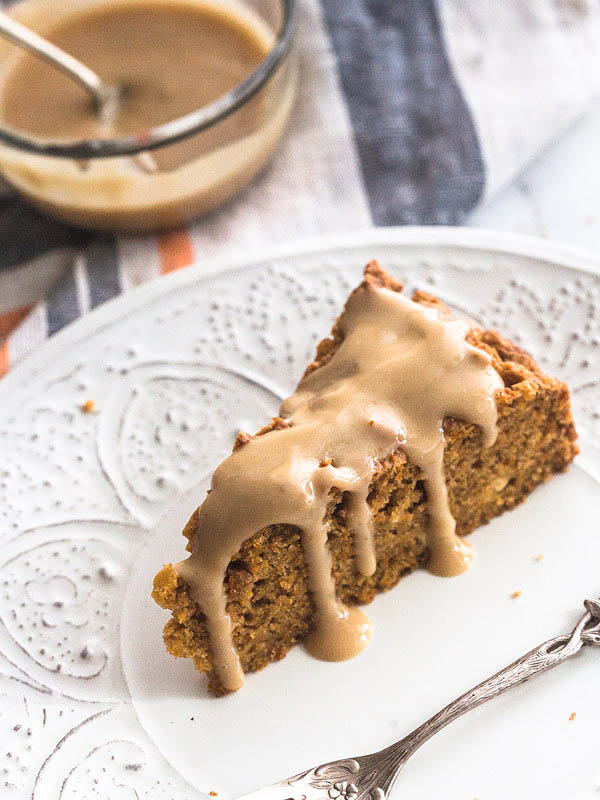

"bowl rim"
[0, 0, 296, 159]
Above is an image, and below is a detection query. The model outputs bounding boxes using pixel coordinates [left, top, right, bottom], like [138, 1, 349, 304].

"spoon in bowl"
[0, 11, 159, 171]
[0, 10, 121, 130]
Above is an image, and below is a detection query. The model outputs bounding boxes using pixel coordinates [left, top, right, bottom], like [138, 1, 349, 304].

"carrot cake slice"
[152, 261, 578, 694]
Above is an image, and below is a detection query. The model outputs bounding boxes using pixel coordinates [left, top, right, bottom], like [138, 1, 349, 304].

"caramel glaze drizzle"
[177, 264, 503, 691]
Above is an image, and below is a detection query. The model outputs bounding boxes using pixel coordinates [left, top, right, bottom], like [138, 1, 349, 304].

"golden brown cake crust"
[152, 261, 578, 695]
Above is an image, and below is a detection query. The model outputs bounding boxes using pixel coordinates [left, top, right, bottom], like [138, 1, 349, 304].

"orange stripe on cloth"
[158, 230, 195, 274]
[0, 338, 10, 378]
[0, 304, 33, 341]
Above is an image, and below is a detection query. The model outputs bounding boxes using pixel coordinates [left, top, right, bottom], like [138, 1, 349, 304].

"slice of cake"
[152, 262, 578, 694]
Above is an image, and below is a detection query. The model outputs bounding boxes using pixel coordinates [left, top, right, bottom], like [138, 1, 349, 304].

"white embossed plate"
[0, 228, 599, 800]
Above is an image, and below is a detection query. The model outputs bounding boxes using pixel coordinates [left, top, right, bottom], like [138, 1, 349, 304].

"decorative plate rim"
[2, 225, 600, 402]
[2, 224, 600, 799]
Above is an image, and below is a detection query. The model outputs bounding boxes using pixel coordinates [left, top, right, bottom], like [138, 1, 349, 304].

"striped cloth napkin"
[1, 0, 600, 376]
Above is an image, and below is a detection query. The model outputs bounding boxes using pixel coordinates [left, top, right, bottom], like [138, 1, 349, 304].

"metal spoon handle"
[279, 599, 600, 800]
[0, 11, 106, 107]
[386, 599, 600, 768]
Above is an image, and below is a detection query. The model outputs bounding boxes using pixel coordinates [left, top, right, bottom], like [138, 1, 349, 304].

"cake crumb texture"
[152, 262, 578, 695]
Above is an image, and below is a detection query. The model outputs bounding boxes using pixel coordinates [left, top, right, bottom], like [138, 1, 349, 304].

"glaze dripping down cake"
[152, 262, 578, 694]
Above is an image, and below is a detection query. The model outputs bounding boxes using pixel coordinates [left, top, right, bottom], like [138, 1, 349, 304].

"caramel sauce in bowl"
[0, 0, 297, 231]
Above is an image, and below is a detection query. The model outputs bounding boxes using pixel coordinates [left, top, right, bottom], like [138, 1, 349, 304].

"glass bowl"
[0, 0, 297, 231]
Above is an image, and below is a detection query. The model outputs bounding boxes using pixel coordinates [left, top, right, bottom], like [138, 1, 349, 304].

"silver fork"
[239, 598, 600, 800]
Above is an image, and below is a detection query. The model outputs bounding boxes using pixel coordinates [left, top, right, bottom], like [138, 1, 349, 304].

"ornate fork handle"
[285, 598, 600, 800]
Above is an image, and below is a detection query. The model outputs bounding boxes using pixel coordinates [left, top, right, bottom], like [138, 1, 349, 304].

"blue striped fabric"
[85, 235, 121, 309]
[45, 234, 121, 333]
[321, 0, 484, 225]
[46, 259, 81, 336]
[0, 194, 89, 272]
